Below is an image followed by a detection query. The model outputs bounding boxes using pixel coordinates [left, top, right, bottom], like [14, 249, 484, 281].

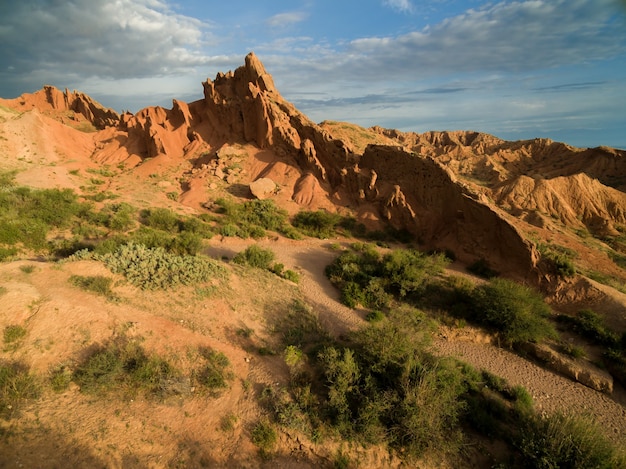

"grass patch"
[213, 198, 296, 239]
[72, 335, 181, 399]
[3, 325, 27, 350]
[69, 275, 116, 299]
[515, 412, 626, 468]
[193, 347, 233, 396]
[251, 418, 278, 458]
[0, 360, 40, 418]
[219, 413, 238, 432]
[19, 264, 35, 274]
[49, 364, 72, 393]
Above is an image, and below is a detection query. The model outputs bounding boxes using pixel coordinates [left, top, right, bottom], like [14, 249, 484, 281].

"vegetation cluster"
[262, 298, 624, 467]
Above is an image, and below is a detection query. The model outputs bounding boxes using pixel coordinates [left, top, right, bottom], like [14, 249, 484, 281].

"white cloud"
[383, 0, 414, 13]
[347, 0, 624, 79]
[0, 0, 212, 84]
[266, 12, 308, 28]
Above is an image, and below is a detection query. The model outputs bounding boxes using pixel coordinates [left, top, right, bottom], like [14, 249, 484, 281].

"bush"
[292, 210, 343, 238]
[538, 243, 577, 278]
[0, 360, 40, 418]
[49, 364, 72, 393]
[3, 325, 27, 351]
[471, 278, 556, 346]
[214, 198, 290, 238]
[0, 185, 92, 253]
[71, 243, 223, 290]
[104, 202, 136, 232]
[251, 418, 278, 457]
[467, 258, 499, 278]
[194, 347, 233, 395]
[0, 246, 18, 261]
[325, 247, 449, 308]
[141, 207, 181, 233]
[69, 275, 116, 299]
[516, 412, 624, 469]
[564, 309, 619, 347]
[232, 245, 275, 269]
[72, 336, 179, 398]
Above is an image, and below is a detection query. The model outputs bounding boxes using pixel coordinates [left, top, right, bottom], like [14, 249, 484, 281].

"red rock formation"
[3, 52, 624, 285]
[2, 85, 119, 128]
[353, 144, 539, 278]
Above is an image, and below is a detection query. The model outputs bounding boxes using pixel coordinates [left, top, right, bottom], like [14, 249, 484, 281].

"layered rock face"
[340, 145, 539, 277]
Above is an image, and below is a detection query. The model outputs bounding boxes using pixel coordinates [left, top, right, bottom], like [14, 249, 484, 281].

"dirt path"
[206, 236, 626, 446]
[434, 339, 626, 444]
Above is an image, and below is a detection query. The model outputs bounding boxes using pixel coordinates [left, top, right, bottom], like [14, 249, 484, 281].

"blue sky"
[1, 1, 625, 149]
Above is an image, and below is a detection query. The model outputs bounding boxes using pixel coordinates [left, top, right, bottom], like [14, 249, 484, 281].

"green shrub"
[0, 246, 18, 261]
[141, 207, 181, 233]
[179, 216, 214, 238]
[471, 278, 556, 346]
[325, 247, 449, 308]
[71, 243, 223, 290]
[565, 309, 619, 347]
[467, 258, 499, 278]
[49, 364, 72, 393]
[292, 210, 343, 238]
[105, 202, 136, 231]
[0, 360, 40, 418]
[168, 231, 204, 256]
[69, 275, 115, 298]
[251, 418, 278, 457]
[194, 347, 233, 395]
[232, 245, 275, 269]
[280, 269, 297, 283]
[516, 412, 623, 469]
[214, 198, 290, 238]
[219, 413, 238, 432]
[381, 249, 448, 297]
[538, 243, 577, 278]
[72, 336, 179, 398]
[3, 325, 27, 348]
[0, 185, 88, 252]
[365, 310, 385, 322]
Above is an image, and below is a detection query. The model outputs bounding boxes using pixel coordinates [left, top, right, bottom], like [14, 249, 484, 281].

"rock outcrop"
[348, 144, 539, 278]
[2, 85, 119, 129]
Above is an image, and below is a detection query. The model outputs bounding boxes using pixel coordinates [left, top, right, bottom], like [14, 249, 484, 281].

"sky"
[1, 0, 625, 149]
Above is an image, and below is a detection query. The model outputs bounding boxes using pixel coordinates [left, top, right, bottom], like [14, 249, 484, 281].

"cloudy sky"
[1, 0, 625, 149]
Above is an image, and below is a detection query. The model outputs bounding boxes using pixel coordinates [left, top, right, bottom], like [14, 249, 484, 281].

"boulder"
[249, 178, 276, 199]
